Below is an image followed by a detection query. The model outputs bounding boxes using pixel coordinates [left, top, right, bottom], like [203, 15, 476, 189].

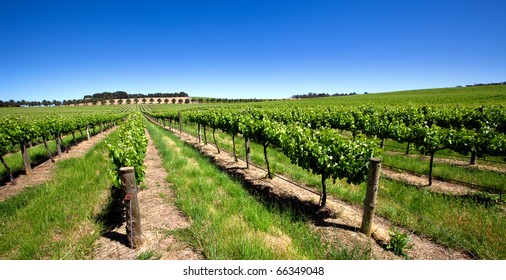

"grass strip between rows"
[146, 119, 373, 260]
[0, 129, 120, 259]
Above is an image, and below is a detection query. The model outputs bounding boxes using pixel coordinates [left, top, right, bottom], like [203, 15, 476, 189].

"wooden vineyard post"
[245, 138, 251, 169]
[232, 134, 238, 162]
[119, 167, 143, 249]
[428, 151, 435, 186]
[197, 124, 202, 143]
[55, 134, 63, 157]
[361, 158, 381, 238]
[178, 111, 182, 134]
[21, 142, 32, 176]
[86, 125, 91, 141]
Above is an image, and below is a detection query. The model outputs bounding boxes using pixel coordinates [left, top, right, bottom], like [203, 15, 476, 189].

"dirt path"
[381, 168, 478, 195]
[91, 130, 201, 260]
[154, 121, 469, 260]
[0, 128, 117, 202]
[385, 150, 506, 173]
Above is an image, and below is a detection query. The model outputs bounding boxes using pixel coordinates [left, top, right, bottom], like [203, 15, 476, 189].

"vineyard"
[0, 108, 128, 185]
[0, 85, 505, 260]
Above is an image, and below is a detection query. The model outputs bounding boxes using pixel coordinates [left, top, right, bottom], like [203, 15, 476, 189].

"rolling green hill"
[289, 85, 506, 108]
[190, 85, 506, 109]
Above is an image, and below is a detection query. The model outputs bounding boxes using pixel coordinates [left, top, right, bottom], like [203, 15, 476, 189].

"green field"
[1, 85, 505, 259]
[307, 85, 506, 107]
[186, 85, 506, 108]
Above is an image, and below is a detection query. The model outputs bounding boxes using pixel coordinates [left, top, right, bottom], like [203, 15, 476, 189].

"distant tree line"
[0, 91, 191, 107]
[291, 92, 359, 99]
[85, 91, 189, 100]
[0, 99, 64, 107]
[464, 81, 506, 87]
[190, 97, 282, 104]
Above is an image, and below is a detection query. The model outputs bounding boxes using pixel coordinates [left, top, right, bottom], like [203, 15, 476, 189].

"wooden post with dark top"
[197, 124, 202, 143]
[245, 138, 251, 169]
[21, 142, 32, 176]
[55, 134, 62, 157]
[120, 167, 143, 248]
[178, 111, 182, 134]
[361, 158, 382, 237]
[86, 125, 91, 141]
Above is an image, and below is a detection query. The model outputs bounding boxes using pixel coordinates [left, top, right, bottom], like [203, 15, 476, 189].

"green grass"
[135, 250, 162, 260]
[374, 179, 506, 259]
[146, 120, 373, 260]
[179, 122, 506, 259]
[0, 129, 120, 259]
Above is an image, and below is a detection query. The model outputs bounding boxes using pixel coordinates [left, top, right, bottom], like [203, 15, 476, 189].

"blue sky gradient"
[1, 0, 505, 101]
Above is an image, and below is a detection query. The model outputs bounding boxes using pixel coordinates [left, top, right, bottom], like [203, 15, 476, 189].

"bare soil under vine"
[381, 168, 477, 195]
[386, 150, 506, 173]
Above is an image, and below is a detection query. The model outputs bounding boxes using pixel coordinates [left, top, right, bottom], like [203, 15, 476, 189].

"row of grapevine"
[0, 112, 126, 184]
[266, 106, 503, 165]
[107, 112, 148, 188]
[145, 105, 506, 189]
[239, 106, 506, 163]
[265, 106, 506, 185]
[145, 110, 379, 207]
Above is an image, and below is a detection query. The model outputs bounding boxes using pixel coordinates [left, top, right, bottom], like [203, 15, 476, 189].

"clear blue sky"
[1, 0, 505, 101]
